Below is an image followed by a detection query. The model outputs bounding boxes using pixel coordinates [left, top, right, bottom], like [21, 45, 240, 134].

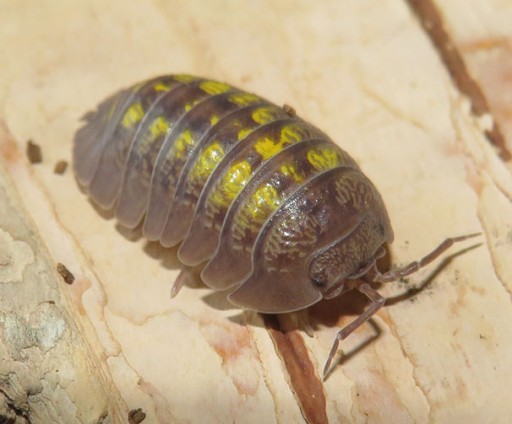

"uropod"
[73, 74, 478, 378]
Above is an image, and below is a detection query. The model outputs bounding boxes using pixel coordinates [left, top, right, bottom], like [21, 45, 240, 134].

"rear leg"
[323, 282, 385, 379]
[170, 269, 188, 298]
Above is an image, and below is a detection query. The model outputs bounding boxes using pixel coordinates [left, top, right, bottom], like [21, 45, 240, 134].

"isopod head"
[228, 166, 394, 313]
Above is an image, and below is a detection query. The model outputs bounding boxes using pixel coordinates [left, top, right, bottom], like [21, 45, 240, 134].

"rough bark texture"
[1, 0, 511, 423]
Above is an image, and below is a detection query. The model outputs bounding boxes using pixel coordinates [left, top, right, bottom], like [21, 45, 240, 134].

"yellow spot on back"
[245, 184, 282, 222]
[149, 116, 170, 139]
[122, 102, 144, 129]
[184, 98, 203, 112]
[174, 129, 195, 159]
[229, 92, 261, 106]
[210, 115, 220, 126]
[210, 161, 252, 208]
[280, 126, 304, 144]
[280, 164, 304, 182]
[253, 123, 307, 160]
[200, 80, 232, 95]
[174, 74, 198, 83]
[190, 142, 225, 183]
[237, 128, 253, 141]
[253, 136, 288, 160]
[153, 82, 172, 92]
[255, 124, 309, 159]
[252, 107, 280, 124]
[307, 148, 340, 170]
[234, 106, 283, 141]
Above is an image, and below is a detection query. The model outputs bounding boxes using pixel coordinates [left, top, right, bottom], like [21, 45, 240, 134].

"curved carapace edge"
[73, 74, 480, 379]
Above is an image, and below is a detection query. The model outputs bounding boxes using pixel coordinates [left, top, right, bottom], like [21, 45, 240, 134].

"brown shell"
[73, 74, 394, 313]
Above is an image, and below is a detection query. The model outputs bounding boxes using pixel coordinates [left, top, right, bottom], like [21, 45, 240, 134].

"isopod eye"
[312, 278, 328, 288]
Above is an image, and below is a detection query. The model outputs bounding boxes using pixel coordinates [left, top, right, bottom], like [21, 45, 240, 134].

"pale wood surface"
[433, 0, 512, 156]
[1, 1, 511, 423]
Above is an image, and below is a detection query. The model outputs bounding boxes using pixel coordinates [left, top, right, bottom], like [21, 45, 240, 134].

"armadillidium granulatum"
[73, 74, 478, 378]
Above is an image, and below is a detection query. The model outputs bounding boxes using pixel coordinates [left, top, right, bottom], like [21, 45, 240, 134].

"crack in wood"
[263, 314, 328, 424]
[406, 0, 512, 162]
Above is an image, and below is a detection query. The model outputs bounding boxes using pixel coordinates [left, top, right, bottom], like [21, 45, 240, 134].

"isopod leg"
[170, 270, 188, 299]
[323, 282, 385, 379]
[373, 233, 481, 283]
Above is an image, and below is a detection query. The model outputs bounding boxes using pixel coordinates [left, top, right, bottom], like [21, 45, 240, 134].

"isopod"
[73, 74, 478, 378]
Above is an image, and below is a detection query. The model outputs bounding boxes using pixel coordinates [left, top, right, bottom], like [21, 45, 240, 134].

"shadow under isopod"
[384, 241, 482, 306]
[113, 217, 185, 271]
[213, 240, 483, 376]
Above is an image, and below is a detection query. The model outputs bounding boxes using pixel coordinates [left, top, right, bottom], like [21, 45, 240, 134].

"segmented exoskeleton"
[74, 74, 478, 378]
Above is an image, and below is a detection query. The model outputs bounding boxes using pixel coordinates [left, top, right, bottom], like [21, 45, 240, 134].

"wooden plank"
[1, 0, 511, 422]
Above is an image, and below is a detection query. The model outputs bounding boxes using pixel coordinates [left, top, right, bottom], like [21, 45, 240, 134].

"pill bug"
[73, 74, 478, 378]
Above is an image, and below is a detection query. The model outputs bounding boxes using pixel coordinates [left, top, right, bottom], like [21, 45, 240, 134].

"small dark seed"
[57, 263, 75, 285]
[26, 139, 42, 164]
[54, 160, 68, 174]
[128, 408, 146, 424]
